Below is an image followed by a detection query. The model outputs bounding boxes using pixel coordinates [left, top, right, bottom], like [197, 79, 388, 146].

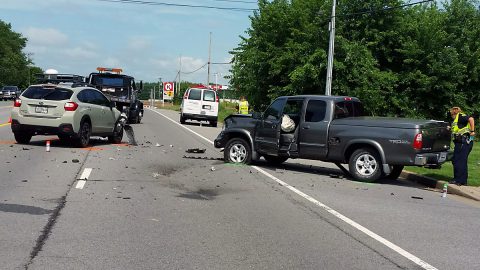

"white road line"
[76, 168, 92, 190]
[147, 108, 438, 270]
[75, 180, 86, 189]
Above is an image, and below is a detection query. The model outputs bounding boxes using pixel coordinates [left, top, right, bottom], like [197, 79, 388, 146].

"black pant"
[452, 141, 474, 184]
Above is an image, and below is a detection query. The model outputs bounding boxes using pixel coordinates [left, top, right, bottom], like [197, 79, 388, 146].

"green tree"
[0, 20, 38, 88]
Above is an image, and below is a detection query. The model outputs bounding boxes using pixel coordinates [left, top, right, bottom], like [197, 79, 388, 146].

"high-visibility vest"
[239, 100, 249, 114]
[452, 113, 472, 135]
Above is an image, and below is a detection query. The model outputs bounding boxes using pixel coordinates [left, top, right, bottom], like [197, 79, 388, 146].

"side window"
[264, 99, 285, 120]
[77, 90, 87, 103]
[334, 101, 349, 119]
[188, 89, 201, 100]
[305, 100, 327, 122]
[92, 90, 110, 106]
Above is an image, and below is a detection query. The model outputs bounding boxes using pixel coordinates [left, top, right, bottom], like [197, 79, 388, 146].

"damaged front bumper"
[214, 131, 227, 149]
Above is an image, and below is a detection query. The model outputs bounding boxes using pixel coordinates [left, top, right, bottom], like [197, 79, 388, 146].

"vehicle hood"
[223, 114, 259, 130]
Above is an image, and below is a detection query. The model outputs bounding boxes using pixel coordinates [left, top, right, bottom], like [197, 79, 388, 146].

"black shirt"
[457, 114, 470, 129]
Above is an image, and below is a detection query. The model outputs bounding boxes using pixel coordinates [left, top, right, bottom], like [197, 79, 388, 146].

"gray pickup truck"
[214, 95, 451, 182]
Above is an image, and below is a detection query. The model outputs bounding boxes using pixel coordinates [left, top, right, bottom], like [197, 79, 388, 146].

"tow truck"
[87, 67, 144, 124]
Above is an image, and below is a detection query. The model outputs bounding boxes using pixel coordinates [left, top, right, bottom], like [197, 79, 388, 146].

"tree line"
[230, 0, 480, 122]
[0, 20, 42, 89]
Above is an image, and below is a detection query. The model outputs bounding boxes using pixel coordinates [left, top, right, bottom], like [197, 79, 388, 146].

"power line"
[205, 0, 257, 4]
[181, 63, 207, 75]
[97, 0, 257, 12]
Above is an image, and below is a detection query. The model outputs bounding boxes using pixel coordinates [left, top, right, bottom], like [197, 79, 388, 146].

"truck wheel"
[75, 121, 91, 148]
[14, 132, 32, 144]
[264, 155, 288, 165]
[349, 148, 382, 182]
[108, 122, 124, 144]
[210, 121, 218, 127]
[180, 115, 186, 124]
[137, 111, 142, 123]
[224, 138, 252, 164]
[386, 165, 404, 180]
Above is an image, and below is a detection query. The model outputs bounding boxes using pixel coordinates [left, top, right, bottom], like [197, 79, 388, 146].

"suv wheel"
[348, 148, 382, 182]
[76, 121, 91, 148]
[14, 132, 32, 144]
[264, 155, 288, 165]
[224, 138, 252, 164]
[108, 122, 124, 144]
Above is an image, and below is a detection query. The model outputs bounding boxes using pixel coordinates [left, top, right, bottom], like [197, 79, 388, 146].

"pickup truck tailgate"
[420, 122, 451, 152]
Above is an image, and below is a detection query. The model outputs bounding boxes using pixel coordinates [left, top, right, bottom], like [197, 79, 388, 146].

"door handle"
[303, 125, 310, 130]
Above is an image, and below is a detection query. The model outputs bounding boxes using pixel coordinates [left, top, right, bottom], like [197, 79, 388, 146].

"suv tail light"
[14, 99, 21, 107]
[64, 102, 78, 111]
[413, 133, 423, 150]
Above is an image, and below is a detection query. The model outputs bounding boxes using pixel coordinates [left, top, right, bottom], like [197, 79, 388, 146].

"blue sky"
[0, 0, 255, 85]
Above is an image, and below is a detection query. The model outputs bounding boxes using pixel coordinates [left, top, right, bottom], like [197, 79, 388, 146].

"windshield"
[22, 86, 73, 100]
[3, 86, 17, 91]
[91, 76, 127, 87]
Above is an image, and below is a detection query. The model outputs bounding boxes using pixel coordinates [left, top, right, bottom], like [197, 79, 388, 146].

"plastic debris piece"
[411, 196, 423, 200]
[186, 148, 206, 154]
[72, 159, 80, 163]
[210, 166, 216, 171]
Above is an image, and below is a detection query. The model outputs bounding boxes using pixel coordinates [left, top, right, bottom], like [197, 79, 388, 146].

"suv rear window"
[22, 86, 73, 101]
[188, 89, 202, 100]
[203, 90, 216, 102]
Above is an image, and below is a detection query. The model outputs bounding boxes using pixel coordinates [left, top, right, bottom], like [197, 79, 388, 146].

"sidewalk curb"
[401, 171, 480, 201]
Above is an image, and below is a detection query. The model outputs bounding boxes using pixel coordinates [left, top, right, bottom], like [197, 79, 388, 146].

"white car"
[180, 88, 219, 127]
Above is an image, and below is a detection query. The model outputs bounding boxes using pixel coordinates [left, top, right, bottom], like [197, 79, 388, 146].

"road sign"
[163, 82, 174, 100]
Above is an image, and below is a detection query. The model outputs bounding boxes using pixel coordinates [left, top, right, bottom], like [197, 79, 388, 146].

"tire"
[386, 165, 404, 180]
[210, 121, 218, 127]
[348, 147, 383, 182]
[14, 132, 32, 144]
[137, 111, 142, 123]
[264, 155, 288, 165]
[75, 121, 91, 148]
[180, 115, 186, 124]
[224, 138, 252, 164]
[108, 121, 124, 144]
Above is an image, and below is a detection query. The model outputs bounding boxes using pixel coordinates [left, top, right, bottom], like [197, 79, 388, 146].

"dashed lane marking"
[76, 168, 92, 189]
[147, 108, 438, 270]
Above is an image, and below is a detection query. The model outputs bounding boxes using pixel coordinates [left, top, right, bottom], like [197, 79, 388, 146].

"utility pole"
[159, 77, 163, 105]
[214, 72, 218, 101]
[153, 85, 156, 107]
[325, 0, 336, 96]
[179, 56, 182, 98]
[207, 32, 212, 88]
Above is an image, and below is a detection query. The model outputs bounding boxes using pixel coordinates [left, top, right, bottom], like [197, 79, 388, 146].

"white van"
[180, 88, 219, 127]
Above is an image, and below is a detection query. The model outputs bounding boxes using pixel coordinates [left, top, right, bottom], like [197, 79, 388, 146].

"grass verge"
[406, 143, 479, 186]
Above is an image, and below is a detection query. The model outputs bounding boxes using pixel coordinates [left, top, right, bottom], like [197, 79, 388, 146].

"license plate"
[202, 105, 211, 110]
[35, 106, 48, 114]
[439, 152, 447, 163]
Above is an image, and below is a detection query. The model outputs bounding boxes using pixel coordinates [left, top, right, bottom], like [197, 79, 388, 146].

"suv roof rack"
[35, 73, 85, 85]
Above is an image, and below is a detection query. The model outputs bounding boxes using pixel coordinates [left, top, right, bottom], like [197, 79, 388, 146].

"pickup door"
[299, 99, 329, 160]
[255, 98, 285, 155]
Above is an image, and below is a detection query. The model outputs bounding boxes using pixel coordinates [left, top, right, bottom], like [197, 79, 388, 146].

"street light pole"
[159, 77, 163, 105]
[325, 0, 337, 96]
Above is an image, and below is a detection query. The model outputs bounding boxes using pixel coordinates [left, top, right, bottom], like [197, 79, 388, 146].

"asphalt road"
[0, 101, 479, 270]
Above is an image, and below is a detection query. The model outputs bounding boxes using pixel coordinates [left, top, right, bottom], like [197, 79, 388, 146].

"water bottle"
[442, 183, 448, 198]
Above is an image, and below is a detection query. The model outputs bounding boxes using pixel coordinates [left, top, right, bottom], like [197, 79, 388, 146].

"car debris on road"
[186, 148, 206, 153]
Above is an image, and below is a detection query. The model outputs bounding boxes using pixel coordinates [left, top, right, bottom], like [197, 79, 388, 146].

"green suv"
[11, 84, 124, 147]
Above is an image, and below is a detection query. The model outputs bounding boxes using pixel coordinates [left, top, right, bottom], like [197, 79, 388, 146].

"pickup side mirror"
[252, 112, 262, 119]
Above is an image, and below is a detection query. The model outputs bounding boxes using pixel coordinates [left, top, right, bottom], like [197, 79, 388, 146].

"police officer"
[450, 107, 475, 185]
[238, 96, 249, 115]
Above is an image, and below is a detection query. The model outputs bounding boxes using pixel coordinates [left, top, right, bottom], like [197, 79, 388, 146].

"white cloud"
[127, 37, 152, 51]
[63, 47, 98, 59]
[24, 27, 68, 46]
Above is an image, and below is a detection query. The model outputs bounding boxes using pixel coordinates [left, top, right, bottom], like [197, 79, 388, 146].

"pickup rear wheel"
[224, 138, 251, 164]
[349, 148, 382, 182]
